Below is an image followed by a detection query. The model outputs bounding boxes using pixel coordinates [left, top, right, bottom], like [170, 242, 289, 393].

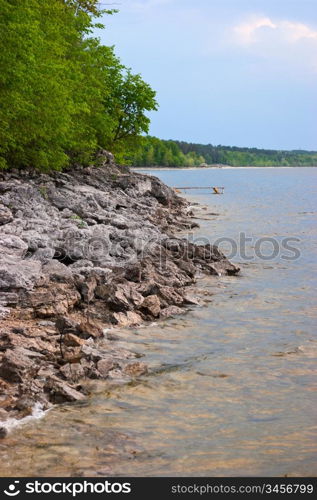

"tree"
[105, 71, 158, 151]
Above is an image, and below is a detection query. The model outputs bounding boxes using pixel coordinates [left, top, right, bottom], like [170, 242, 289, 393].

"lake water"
[0, 167, 316, 477]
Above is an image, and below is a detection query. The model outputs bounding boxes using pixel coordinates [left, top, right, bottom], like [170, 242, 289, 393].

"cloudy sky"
[98, 0, 317, 150]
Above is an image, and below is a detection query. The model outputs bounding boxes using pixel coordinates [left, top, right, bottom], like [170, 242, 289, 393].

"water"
[0, 167, 316, 477]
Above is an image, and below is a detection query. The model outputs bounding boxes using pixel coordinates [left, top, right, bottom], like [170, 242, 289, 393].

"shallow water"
[0, 167, 316, 477]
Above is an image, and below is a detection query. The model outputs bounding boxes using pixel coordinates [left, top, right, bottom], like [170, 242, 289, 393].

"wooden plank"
[174, 186, 224, 190]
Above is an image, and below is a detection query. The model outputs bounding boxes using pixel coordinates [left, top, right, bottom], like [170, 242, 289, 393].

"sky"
[97, 0, 317, 150]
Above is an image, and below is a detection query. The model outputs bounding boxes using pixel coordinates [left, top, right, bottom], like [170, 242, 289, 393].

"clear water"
[0, 167, 316, 477]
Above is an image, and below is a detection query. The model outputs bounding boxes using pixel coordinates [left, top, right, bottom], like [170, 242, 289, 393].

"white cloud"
[227, 15, 317, 73]
[233, 15, 317, 45]
[280, 21, 317, 42]
[233, 16, 277, 44]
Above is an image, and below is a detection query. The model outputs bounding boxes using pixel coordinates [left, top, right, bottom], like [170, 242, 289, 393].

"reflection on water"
[0, 167, 316, 477]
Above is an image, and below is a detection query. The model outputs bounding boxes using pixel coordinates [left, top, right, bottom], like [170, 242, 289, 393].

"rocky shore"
[0, 151, 239, 435]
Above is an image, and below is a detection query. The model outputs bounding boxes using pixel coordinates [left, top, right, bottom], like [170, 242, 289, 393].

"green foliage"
[38, 186, 48, 200]
[70, 213, 86, 228]
[110, 71, 157, 143]
[174, 141, 317, 167]
[129, 136, 208, 167]
[0, 0, 157, 171]
[131, 137, 317, 167]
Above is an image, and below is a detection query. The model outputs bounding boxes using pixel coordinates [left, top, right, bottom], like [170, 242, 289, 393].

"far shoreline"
[131, 165, 317, 171]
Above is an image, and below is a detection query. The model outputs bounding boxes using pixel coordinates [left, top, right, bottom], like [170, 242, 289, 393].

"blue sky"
[98, 0, 317, 150]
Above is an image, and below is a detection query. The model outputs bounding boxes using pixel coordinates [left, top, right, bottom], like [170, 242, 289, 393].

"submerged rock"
[123, 362, 148, 377]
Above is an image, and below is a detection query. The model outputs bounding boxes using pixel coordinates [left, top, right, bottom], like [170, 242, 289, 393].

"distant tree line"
[0, 0, 157, 171]
[127, 136, 205, 167]
[174, 141, 317, 167]
[130, 137, 317, 167]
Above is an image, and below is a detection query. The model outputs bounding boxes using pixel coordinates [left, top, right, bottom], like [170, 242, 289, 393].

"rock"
[124, 263, 142, 282]
[5, 333, 54, 354]
[94, 284, 110, 300]
[96, 358, 117, 377]
[127, 287, 144, 307]
[0, 205, 13, 225]
[110, 285, 131, 311]
[37, 363, 58, 381]
[63, 333, 85, 347]
[56, 316, 79, 334]
[81, 345, 104, 363]
[44, 378, 85, 403]
[107, 368, 131, 383]
[111, 216, 129, 230]
[112, 311, 143, 327]
[12, 327, 25, 334]
[59, 363, 85, 381]
[160, 305, 184, 318]
[207, 260, 240, 276]
[149, 176, 172, 206]
[136, 279, 160, 297]
[14, 397, 34, 414]
[182, 293, 200, 305]
[28, 284, 81, 317]
[96, 282, 144, 311]
[158, 286, 184, 307]
[42, 260, 73, 283]
[95, 149, 115, 167]
[77, 276, 97, 303]
[77, 319, 103, 339]
[0, 348, 35, 383]
[0, 305, 10, 319]
[0, 235, 28, 258]
[0, 427, 8, 438]
[0, 378, 10, 394]
[0, 408, 9, 421]
[62, 346, 83, 364]
[38, 320, 55, 327]
[31, 247, 55, 262]
[123, 362, 148, 377]
[0, 260, 42, 293]
[141, 294, 161, 317]
[177, 259, 196, 277]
